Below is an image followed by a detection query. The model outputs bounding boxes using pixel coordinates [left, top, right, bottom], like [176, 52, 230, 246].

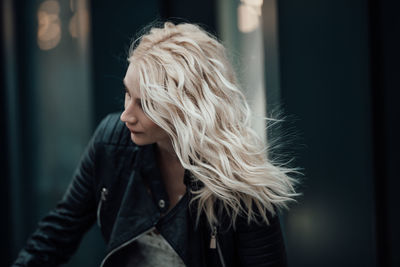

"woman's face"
[120, 63, 170, 146]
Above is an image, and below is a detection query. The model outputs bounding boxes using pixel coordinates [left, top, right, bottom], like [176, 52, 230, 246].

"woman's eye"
[124, 86, 130, 96]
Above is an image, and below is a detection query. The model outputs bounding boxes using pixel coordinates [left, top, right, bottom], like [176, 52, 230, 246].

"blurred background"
[1, 0, 399, 266]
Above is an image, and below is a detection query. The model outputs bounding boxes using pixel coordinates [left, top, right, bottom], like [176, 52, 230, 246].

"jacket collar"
[134, 142, 195, 187]
[136, 143, 171, 213]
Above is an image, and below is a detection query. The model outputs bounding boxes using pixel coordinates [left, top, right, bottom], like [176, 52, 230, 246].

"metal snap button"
[158, 199, 165, 208]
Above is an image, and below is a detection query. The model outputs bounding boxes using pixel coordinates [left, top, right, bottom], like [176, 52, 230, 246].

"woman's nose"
[120, 104, 138, 124]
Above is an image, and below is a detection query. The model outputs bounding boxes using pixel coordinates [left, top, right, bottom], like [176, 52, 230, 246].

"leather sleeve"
[12, 116, 110, 267]
[235, 209, 288, 267]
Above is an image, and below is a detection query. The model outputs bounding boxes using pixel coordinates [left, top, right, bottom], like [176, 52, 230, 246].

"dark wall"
[276, 0, 399, 266]
[91, 1, 159, 124]
[370, 0, 400, 266]
[4, 1, 39, 265]
[0, 1, 11, 265]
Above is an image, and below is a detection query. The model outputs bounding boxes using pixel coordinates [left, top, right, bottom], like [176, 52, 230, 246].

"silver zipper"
[100, 226, 156, 267]
[210, 224, 226, 267]
[216, 238, 227, 267]
[97, 187, 108, 228]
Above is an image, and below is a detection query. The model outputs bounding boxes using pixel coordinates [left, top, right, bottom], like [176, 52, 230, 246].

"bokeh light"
[37, 0, 61, 50]
[238, 0, 263, 33]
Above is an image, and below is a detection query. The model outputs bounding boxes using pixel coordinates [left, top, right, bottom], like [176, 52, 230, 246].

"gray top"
[125, 228, 186, 267]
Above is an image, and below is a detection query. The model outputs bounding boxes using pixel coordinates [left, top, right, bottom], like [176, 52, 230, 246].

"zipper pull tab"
[101, 187, 108, 201]
[210, 225, 217, 249]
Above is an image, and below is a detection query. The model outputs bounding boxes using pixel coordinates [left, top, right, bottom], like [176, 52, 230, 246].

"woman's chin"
[130, 132, 149, 145]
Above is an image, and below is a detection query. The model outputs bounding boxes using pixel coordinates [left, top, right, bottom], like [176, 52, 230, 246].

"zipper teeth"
[97, 188, 108, 228]
[96, 199, 103, 228]
[216, 239, 226, 267]
[100, 226, 156, 267]
[213, 224, 226, 267]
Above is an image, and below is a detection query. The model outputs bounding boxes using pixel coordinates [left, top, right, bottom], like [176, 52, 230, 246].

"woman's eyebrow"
[123, 80, 141, 100]
[122, 80, 132, 94]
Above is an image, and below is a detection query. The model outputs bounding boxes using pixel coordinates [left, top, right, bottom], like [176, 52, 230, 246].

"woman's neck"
[155, 140, 181, 165]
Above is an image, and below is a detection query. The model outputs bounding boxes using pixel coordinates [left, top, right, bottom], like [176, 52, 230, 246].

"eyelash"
[124, 87, 130, 96]
[124, 87, 142, 109]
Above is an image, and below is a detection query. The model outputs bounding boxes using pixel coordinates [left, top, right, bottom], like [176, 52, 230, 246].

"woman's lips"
[125, 124, 143, 134]
[130, 129, 142, 134]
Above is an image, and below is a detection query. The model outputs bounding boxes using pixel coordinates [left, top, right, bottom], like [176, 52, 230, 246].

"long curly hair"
[128, 22, 299, 229]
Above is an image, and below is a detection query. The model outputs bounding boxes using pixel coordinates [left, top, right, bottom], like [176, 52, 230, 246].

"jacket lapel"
[106, 144, 161, 252]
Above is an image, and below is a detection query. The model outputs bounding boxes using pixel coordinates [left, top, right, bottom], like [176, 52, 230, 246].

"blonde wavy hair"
[128, 22, 298, 229]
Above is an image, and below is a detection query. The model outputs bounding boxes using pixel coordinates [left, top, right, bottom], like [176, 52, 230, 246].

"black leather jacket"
[13, 113, 288, 267]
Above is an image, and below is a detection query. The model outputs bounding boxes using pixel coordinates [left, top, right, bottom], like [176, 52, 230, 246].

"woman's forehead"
[124, 63, 139, 81]
[124, 63, 141, 93]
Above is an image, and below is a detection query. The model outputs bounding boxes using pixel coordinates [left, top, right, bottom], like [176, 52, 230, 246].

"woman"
[13, 22, 298, 267]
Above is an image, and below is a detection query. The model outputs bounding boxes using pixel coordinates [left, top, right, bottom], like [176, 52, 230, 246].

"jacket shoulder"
[93, 112, 135, 147]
